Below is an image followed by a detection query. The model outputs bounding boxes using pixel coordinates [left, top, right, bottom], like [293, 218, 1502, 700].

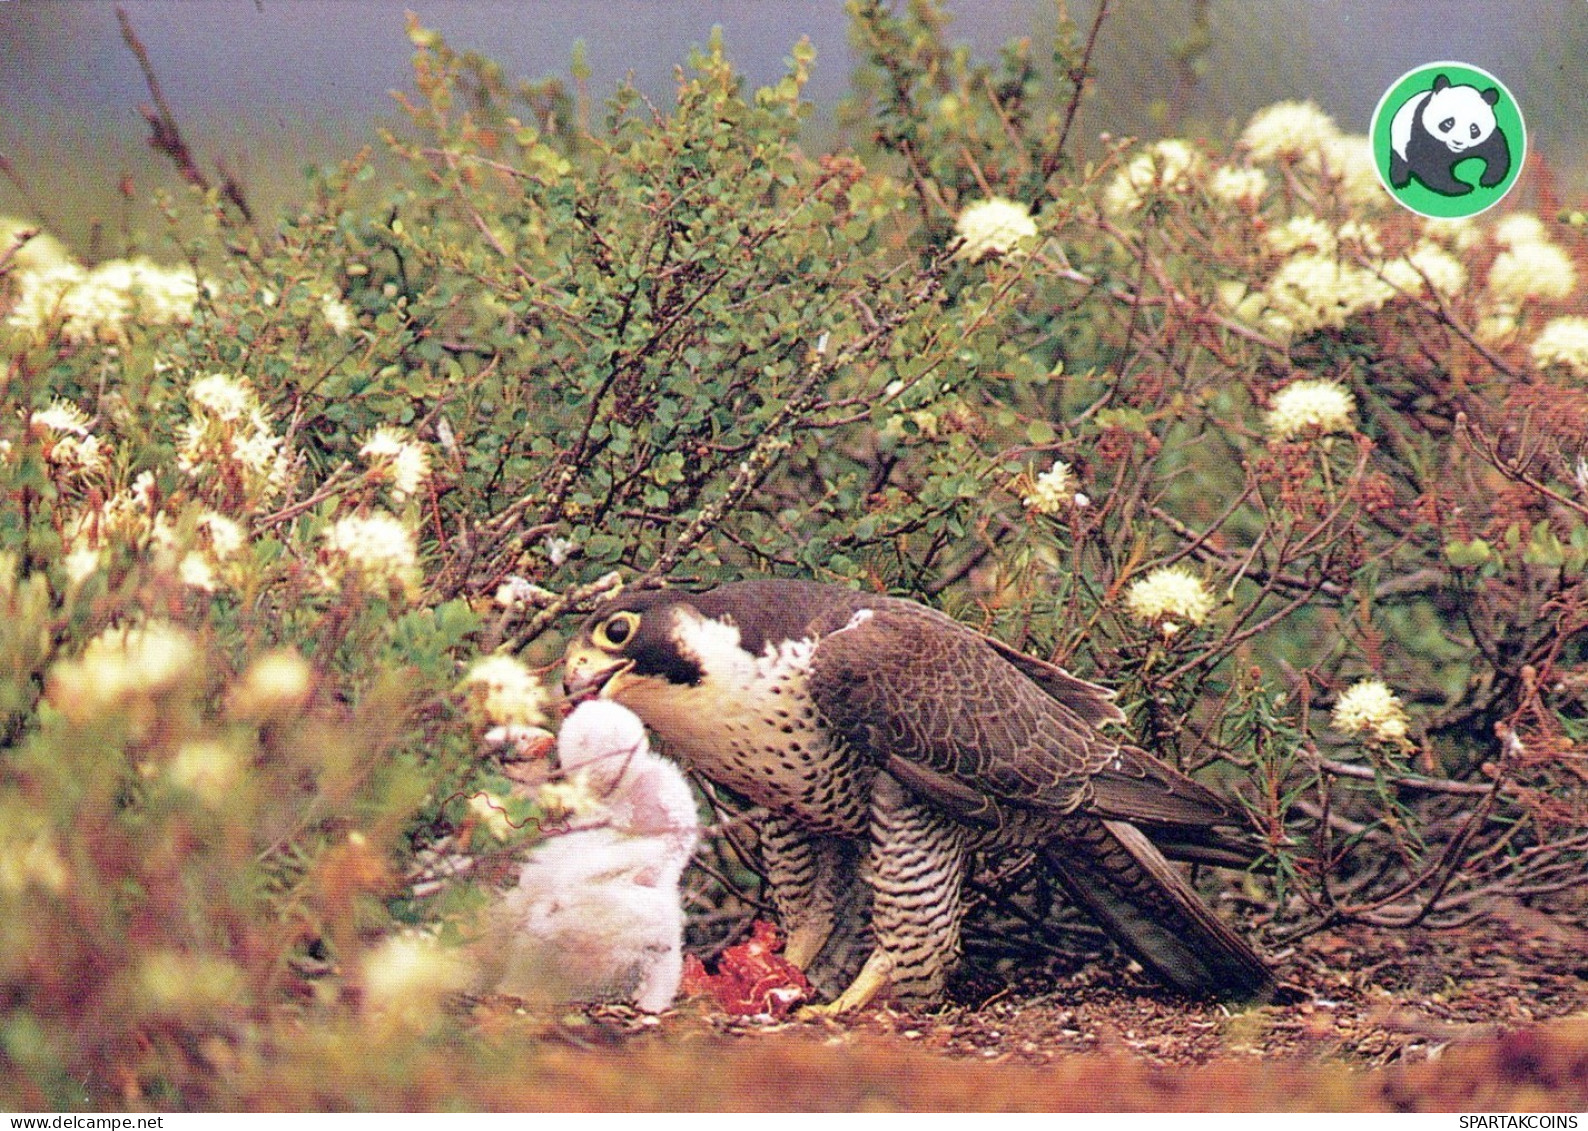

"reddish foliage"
[682, 920, 812, 1018]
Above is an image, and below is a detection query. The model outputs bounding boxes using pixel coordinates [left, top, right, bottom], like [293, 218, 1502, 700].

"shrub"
[2, 2, 1586, 1107]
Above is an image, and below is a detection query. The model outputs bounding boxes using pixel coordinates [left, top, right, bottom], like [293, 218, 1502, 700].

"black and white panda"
[1389, 74, 1511, 196]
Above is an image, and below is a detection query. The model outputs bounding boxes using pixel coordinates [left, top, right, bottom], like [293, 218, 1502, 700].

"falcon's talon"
[795, 1000, 854, 1021]
[815, 949, 894, 1016]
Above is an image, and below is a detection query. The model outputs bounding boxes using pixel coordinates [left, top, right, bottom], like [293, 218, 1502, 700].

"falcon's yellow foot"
[798, 950, 893, 1018]
[781, 922, 833, 970]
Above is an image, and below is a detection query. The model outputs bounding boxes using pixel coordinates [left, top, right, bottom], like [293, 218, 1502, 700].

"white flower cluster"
[178, 511, 249, 593]
[47, 620, 198, 724]
[1470, 213, 1579, 346]
[17, 369, 443, 609]
[361, 931, 468, 1022]
[1124, 565, 1216, 635]
[7, 254, 200, 345]
[1104, 140, 1203, 215]
[1239, 219, 1471, 342]
[1336, 220, 1383, 257]
[50, 454, 254, 597]
[321, 294, 356, 336]
[166, 739, 243, 807]
[1207, 166, 1268, 210]
[1423, 216, 1481, 252]
[1308, 135, 1382, 208]
[0, 215, 74, 275]
[59, 471, 156, 574]
[0, 826, 69, 895]
[1488, 227, 1577, 305]
[176, 374, 292, 506]
[1262, 253, 1395, 338]
[461, 653, 550, 729]
[1239, 101, 1339, 164]
[360, 426, 431, 504]
[29, 400, 107, 484]
[1209, 102, 1516, 340]
[21, 411, 162, 589]
[319, 510, 422, 599]
[1331, 678, 1411, 747]
[955, 197, 1038, 260]
[1530, 316, 1588, 378]
[228, 648, 314, 718]
[1022, 459, 1079, 516]
[1494, 214, 1546, 247]
[1235, 103, 1380, 205]
[1378, 241, 1468, 299]
[1265, 215, 1336, 256]
[1266, 379, 1356, 441]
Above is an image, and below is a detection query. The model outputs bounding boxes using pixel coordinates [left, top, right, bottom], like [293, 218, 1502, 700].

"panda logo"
[1388, 73, 1512, 197]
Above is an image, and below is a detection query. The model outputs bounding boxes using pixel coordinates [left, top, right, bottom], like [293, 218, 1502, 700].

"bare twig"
[0, 154, 67, 238]
[1457, 411, 1588, 523]
[0, 224, 39, 276]
[1311, 755, 1501, 797]
[1047, 0, 1110, 179]
[509, 569, 626, 650]
[116, 5, 253, 222]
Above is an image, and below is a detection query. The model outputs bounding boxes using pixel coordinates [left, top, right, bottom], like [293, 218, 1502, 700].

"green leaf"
[1096, 406, 1149, 434]
[1443, 539, 1492, 569]
[1524, 522, 1566, 568]
[583, 534, 627, 563]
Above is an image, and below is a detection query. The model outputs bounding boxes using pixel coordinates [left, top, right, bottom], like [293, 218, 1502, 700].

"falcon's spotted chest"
[608, 605, 876, 836]
[562, 579, 1274, 1013]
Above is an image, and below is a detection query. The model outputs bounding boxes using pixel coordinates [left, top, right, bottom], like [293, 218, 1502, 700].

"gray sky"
[2, 1, 1583, 248]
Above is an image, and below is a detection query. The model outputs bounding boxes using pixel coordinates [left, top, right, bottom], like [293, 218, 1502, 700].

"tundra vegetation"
[2, 3, 1587, 1110]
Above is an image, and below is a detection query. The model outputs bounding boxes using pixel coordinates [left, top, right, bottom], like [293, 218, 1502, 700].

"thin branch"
[1457, 411, 1588, 523]
[0, 155, 67, 238]
[116, 5, 252, 222]
[509, 569, 627, 650]
[1047, 0, 1110, 179]
[1311, 755, 1501, 797]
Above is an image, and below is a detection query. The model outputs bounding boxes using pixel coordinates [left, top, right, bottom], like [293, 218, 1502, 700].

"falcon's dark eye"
[594, 611, 639, 650]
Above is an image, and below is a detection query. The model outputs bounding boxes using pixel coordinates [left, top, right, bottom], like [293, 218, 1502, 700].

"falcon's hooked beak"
[561, 645, 634, 704]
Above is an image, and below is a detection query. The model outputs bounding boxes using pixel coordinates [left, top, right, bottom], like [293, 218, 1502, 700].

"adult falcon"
[562, 579, 1274, 1012]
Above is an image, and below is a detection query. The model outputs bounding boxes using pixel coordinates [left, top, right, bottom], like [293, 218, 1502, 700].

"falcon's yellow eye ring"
[594, 611, 640, 650]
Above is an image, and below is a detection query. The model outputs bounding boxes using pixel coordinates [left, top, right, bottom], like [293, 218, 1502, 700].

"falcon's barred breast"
[562, 579, 1274, 1012]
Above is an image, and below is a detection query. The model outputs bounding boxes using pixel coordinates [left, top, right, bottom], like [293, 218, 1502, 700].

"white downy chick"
[555, 699, 699, 889]
[482, 700, 699, 1012]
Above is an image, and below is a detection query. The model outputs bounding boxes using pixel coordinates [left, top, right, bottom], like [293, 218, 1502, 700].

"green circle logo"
[1369, 61, 1525, 219]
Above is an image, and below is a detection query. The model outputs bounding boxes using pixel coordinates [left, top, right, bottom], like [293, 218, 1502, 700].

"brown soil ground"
[472, 907, 1588, 1110]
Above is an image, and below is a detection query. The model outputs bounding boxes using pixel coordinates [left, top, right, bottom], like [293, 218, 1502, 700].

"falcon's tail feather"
[1130, 822, 1273, 871]
[1087, 745, 1277, 871]
[1040, 818, 1276, 1002]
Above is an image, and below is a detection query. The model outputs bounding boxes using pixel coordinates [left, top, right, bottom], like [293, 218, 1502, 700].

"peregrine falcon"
[562, 579, 1273, 1012]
